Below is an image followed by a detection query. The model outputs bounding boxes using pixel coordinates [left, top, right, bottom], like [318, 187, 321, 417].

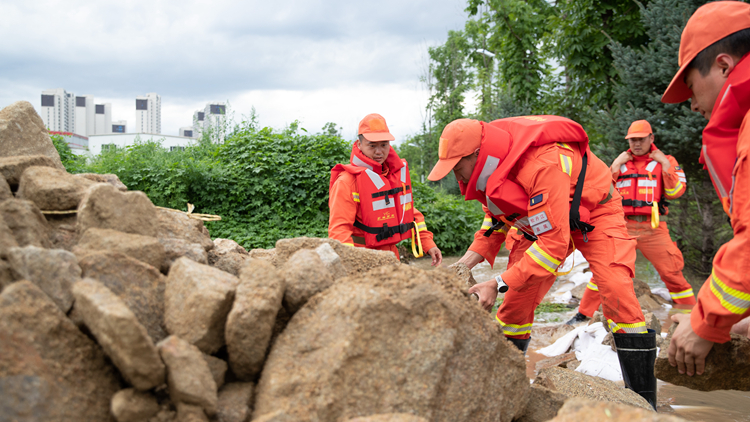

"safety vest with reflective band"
[330, 146, 415, 248]
[701, 54, 750, 217]
[616, 145, 682, 216]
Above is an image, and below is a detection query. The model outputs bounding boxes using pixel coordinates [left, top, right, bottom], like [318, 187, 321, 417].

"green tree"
[51, 134, 86, 173]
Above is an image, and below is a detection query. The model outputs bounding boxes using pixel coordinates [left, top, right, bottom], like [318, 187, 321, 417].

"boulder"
[638, 294, 662, 311]
[147, 405, 177, 422]
[203, 354, 228, 389]
[157, 208, 214, 251]
[0, 101, 64, 169]
[158, 335, 218, 416]
[448, 261, 476, 290]
[0, 281, 120, 421]
[74, 173, 128, 191]
[78, 252, 167, 342]
[47, 215, 77, 251]
[208, 249, 248, 276]
[531, 324, 576, 347]
[252, 411, 295, 422]
[0, 199, 50, 248]
[655, 322, 750, 391]
[176, 403, 210, 422]
[345, 415, 428, 422]
[75, 228, 165, 270]
[633, 278, 667, 304]
[248, 248, 277, 264]
[17, 166, 95, 210]
[510, 384, 567, 422]
[535, 352, 578, 375]
[548, 397, 688, 422]
[226, 259, 285, 380]
[160, 238, 209, 272]
[570, 282, 588, 300]
[7, 245, 80, 312]
[253, 265, 530, 422]
[0, 260, 13, 292]
[315, 242, 348, 280]
[281, 249, 333, 314]
[274, 237, 398, 275]
[213, 238, 248, 255]
[72, 278, 165, 390]
[0, 155, 60, 187]
[0, 174, 11, 201]
[533, 367, 651, 410]
[216, 382, 254, 422]
[111, 388, 160, 422]
[165, 257, 238, 354]
[77, 184, 159, 237]
[0, 214, 19, 258]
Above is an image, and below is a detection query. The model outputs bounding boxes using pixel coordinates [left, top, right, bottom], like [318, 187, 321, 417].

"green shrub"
[51, 134, 86, 173]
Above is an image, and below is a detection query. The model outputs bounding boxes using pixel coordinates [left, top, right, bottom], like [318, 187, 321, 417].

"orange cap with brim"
[427, 119, 482, 181]
[625, 120, 653, 139]
[662, 1, 750, 104]
[358, 113, 395, 142]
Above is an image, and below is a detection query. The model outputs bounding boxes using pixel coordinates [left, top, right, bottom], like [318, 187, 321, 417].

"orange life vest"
[330, 145, 415, 247]
[461, 115, 590, 239]
[616, 144, 666, 216]
[701, 53, 750, 216]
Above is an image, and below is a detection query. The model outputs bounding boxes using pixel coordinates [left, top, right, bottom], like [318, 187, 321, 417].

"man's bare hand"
[468, 279, 499, 312]
[668, 314, 715, 376]
[427, 247, 443, 267]
[457, 250, 484, 269]
[612, 151, 633, 170]
[648, 149, 671, 168]
[731, 316, 750, 338]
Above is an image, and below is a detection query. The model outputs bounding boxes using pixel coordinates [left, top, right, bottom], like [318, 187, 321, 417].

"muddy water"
[410, 251, 750, 421]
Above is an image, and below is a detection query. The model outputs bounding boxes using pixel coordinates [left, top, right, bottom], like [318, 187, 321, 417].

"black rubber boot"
[565, 312, 590, 326]
[613, 329, 658, 410]
[508, 337, 531, 355]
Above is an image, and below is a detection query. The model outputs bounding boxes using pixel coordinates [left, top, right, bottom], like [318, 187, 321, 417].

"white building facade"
[179, 126, 197, 138]
[41, 88, 76, 132]
[135, 93, 161, 134]
[87, 133, 195, 156]
[112, 120, 127, 133]
[202, 102, 226, 142]
[95, 103, 112, 135]
[74, 95, 95, 137]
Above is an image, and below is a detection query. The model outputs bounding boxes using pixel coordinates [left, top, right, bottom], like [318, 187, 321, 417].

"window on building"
[41, 95, 54, 107]
[209, 105, 225, 115]
[96, 105, 105, 114]
[170, 146, 185, 152]
[101, 144, 116, 151]
[112, 125, 125, 133]
[183, 130, 193, 137]
[136, 99, 148, 110]
[197, 112, 205, 121]
[76, 97, 86, 107]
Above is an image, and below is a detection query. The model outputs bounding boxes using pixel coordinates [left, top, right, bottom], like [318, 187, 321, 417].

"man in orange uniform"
[329, 113, 442, 266]
[428, 116, 656, 408]
[568, 120, 696, 324]
[661, 1, 750, 377]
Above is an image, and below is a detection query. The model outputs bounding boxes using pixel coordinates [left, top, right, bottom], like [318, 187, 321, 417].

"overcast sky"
[0, 0, 468, 142]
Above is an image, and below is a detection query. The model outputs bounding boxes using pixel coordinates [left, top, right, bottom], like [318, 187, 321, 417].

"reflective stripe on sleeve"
[710, 270, 750, 314]
[525, 242, 561, 273]
[664, 182, 683, 196]
[586, 281, 599, 292]
[670, 288, 694, 300]
[416, 221, 427, 231]
[496, 316, 533, 336]
[343, 243, 355, 247]
[481, 217, 493, 230]
[559, 154, 572, 176]
[608, 319, 647, 334]
[352, 192, 360, 203]
[557, 142, 573, 151]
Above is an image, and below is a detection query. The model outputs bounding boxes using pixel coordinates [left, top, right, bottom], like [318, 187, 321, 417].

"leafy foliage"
[51, 134, 86, 173]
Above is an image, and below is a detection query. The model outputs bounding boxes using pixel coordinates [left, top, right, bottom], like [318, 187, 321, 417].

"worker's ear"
[473, 148, 480, 157]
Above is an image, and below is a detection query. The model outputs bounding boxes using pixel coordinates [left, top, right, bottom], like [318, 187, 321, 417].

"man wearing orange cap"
[661, 1, 750, 378]
[568, 120, 695, 325]
[329, 113, 442, 265]
[428, 116, 657, 409]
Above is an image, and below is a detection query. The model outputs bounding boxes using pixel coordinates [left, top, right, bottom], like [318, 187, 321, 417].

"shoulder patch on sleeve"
[675, 166, 682, 170]
[530, 194, 544, 206]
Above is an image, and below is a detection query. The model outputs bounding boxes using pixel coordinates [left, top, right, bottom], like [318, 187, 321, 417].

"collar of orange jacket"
[350, 143, 403, 176]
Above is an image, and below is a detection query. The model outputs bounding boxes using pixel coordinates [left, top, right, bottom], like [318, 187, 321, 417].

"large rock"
[315, 242, 348, 280]
[72, 278, 165, 390]
[157, 208, 214, 251]
[535, 352, 578, 375]
[160, 238, 208, 272]
[208, 249, 248, 276]
[213, 238, 248, 255]
[203, 354, 228, 389]
[281, 249, 333, 314]
[514, 385, 567, 422]
[345, 415, 428, 422]
[0, 101, 64, 169]
[548, 397, 688, 422]
[0, 199, 51, 248]
[75, 228, 165, 270]
[253, 265, 530, 422]
[78, 251, 167, 342]
[226, 259, 285, 380]
[248, 248, 276, 264]
[655, 322, 750, 391]
[216, 382, 254, 422]
[17, 166, 95, 210]
[111, 388, 160, 422]
[7, 245, 79, 312]
[0, 214, 19, 258]
[165, 257, 238, 354]
[0, 174, 11, 201]
[252, 411, 295, 422]
[176, 403, 210, 422]
[0, 281, 120, 421]
[274, 237, 398, 275]
[533, 367, 651, 410]
[74, 173, 128, 191]
[0, 155, 59, 188]
[0, 260, 13, 291]
[158, 335, 218, 416]
[448, 261, 476, 289]
[47, 214, 78, 251]
[77, 183, 159, 237]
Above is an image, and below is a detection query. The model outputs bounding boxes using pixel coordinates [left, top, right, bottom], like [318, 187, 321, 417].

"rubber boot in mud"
[508, 337, 530, 355]
[613, 329, 658, 410]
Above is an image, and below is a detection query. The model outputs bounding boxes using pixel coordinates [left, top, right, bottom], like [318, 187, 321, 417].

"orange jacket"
[328, 146, 436, 258]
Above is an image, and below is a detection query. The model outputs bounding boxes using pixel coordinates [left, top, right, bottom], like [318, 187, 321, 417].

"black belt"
[371, 185, 410, 205]
[354, 220, 414, 242]
[617, 173, 650, 180]
[622, 199, 652, 208]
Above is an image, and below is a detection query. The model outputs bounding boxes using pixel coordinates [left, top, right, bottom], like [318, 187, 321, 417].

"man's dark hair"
[358, 134, 366, 142]
[688, 27, 750, 75]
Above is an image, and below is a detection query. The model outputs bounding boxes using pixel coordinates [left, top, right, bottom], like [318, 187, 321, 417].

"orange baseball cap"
[358, 113, 395, 142]
[427, 119, 482, 181]
[662, 1, 750, 103]
[625, 120, 653, 139]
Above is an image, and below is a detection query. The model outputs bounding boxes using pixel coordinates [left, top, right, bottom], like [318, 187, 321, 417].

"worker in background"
[567, 120, 695, 325]
[428, 116, 657, 409]
[329, 113, 442, 266]
[660, 1, 750, 377]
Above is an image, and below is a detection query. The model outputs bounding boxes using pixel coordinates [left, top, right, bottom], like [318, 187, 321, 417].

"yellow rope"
[41, 203, 222, 222]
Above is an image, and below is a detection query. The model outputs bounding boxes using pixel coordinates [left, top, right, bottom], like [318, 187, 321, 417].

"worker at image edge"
[661, 1, 750, 377]
[328, 113, 442, 266]
[427, 115, 657, 409]
[569, 120, 695, 325]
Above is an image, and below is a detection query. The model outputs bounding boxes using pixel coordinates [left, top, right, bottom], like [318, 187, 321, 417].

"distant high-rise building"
[135, 93, 161, 134]
[40, 88, 75, 132]
[74, 95, 95, 136]
[202, 102, 227, 142]
[192, 110, 205, 137]
[112, 120, 127, 133]
[179, 127, 196, 138]
[95, 103, 112, 135]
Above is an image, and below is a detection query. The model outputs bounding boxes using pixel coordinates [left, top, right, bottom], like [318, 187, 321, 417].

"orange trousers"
[579, 220, 696, 317]
[496, 200, 646, 339]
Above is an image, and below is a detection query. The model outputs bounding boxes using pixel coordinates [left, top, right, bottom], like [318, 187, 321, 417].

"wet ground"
[410, 251, 750, 421]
